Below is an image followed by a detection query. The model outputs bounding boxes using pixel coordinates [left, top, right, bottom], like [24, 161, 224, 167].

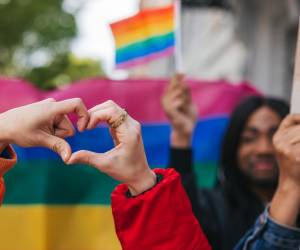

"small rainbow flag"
[110, 4, 175, 68]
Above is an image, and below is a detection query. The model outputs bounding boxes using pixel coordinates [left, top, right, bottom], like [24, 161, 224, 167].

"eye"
[240, 135, 256, 144]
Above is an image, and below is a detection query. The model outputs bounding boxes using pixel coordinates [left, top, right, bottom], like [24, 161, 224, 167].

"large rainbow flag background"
[110, 4, 175, 68]
[0, 78, 258, 249]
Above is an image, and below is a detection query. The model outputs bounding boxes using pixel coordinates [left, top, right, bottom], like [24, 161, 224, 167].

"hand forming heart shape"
[0, 98, 156, 195]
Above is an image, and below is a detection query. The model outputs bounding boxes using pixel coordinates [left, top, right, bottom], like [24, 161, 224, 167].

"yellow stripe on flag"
[114, 19, 174, 48]
[0, 205, 121, 250]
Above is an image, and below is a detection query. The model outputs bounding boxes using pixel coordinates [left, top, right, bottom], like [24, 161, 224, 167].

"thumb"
[42, 133, 72, 162]
[67, 150, 110, 170]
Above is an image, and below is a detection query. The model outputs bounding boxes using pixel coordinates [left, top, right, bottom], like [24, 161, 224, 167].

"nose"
[255, 136, 274, 155]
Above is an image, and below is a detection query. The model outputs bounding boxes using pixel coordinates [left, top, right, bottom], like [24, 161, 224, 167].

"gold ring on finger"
[110, 109, 128, 129]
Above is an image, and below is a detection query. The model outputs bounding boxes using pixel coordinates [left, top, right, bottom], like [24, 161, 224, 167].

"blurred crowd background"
[1, 0, 299, 100]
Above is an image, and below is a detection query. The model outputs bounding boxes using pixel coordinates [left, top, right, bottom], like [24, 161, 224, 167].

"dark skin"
[163, 76, 300, 227]
[238, 106, 281, 203]
[162, 75, 281, 204]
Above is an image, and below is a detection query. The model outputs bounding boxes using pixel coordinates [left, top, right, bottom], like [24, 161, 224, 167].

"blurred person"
[161, 74, 290, 250]
[235, 113, 300, 249]
[1, 99, 299, 250]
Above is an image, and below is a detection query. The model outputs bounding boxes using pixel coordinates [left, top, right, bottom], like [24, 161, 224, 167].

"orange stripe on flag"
[110, 4, 174, 35]
[114, 19, 174, 48]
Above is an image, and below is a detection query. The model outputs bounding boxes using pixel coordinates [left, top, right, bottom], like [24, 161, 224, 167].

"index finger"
[53, 98, 89, 132]
[279, 114, 300, 130]
[165, 74, 186, 94]
[171, 73, 185, 85]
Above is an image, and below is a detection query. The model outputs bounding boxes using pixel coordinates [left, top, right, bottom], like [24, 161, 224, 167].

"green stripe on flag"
[194, 162, 218, 188]
[3, 160, 118, 205]
[3, 160, 218, 204]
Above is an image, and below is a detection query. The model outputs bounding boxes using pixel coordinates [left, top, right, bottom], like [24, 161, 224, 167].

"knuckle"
[282, 147, 292, 156]
[130, 121, 142, 142]
[134, 121, 142, 133]
[107, 100, 115, 106]
[47, 98, 56, 102]
[111, 106, 120, 117]
[91, 111, 99, 118]
[73, 98, 83, 106]
[89, 115, 97, 125]
[85, 153, 92, 166]
[52, 140, 64, 153]
[36, 133, 46, 144]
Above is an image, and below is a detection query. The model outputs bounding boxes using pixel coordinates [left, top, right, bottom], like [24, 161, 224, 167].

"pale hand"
[0, 98, 89, 162]
[68, 100, 156, 196]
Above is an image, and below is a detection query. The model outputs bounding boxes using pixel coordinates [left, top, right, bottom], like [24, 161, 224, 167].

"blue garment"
[235, 207, 300, 250]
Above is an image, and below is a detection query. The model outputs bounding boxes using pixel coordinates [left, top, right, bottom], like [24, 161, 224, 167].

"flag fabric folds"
[110, 4, 175, 68]
[0, 77, 259, 250]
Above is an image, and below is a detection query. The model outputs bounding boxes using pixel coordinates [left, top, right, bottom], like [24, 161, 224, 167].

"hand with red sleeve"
[68, 100, 211, 250]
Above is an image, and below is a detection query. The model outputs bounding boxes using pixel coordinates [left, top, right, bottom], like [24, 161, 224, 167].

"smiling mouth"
[253, 161, 275, 170]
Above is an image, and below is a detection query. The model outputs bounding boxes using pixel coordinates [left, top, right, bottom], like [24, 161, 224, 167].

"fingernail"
[77, 124, 82, 132]
[62, 151, 68, 162]
[67, 156, 75, 165]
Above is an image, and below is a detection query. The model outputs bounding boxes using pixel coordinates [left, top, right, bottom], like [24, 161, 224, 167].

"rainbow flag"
[110, 4, 175, 68]
[0, 77, 258, 250]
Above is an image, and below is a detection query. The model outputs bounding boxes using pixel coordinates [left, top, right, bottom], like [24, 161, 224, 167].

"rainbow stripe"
[0, 78, 259, 250]
[110, 5, 175, 68]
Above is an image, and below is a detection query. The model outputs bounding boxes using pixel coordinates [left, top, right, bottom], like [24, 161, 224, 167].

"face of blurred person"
[237, 106, 281, 187]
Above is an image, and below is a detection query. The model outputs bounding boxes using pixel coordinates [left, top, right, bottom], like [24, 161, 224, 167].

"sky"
[68, 0, 139, 76]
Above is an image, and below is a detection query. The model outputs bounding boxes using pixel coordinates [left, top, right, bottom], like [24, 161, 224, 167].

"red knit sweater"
[0, 146, 16, 204]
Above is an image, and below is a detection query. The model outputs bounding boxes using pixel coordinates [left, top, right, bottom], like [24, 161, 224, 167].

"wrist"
[127, 168, 156, 196]
[270, 178, 300, 227]
[0, 113, 11, 144]
[277, 177, 300, 197]
[171, 130, 192, 148]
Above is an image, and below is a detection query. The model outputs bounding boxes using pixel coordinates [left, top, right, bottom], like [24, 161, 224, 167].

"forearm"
[0, 113, 10, 149]
[270, 178, 300, 227]
[168, 147, 202, 221]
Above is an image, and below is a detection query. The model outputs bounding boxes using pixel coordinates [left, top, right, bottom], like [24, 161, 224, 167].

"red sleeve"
[111, 168, 211, 250]
[0, 145, 17, 204]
